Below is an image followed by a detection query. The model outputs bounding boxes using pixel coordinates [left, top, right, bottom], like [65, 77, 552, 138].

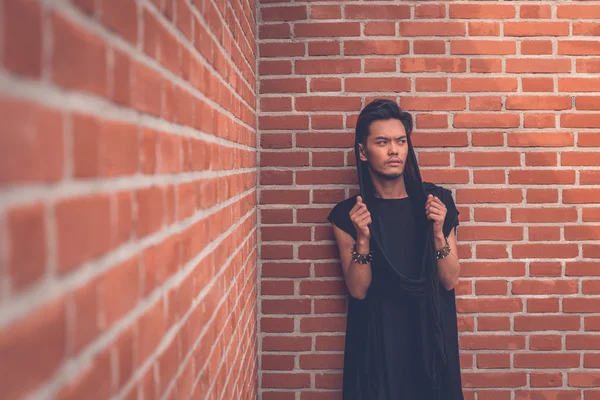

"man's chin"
[376, 170, 404, 180]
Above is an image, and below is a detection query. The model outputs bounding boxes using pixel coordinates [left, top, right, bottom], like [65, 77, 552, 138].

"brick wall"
[0, 0, 257, 399]
[257, 2, 600, 399]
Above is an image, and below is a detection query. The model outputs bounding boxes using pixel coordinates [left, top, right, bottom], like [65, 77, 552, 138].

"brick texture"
[0, 0, 257, 399]
[257, 2, 600, 399]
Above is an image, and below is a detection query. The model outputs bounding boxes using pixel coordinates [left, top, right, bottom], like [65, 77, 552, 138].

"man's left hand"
[425, 194, 446, 236]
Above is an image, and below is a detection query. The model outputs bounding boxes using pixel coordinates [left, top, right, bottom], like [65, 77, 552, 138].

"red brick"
[515, 354, 579, 369]
[449, 4, 516, 19]
[72, 114, 139, 178]
[401, 58, 466, 73]
[522, 40, 553, 55]
[260, 115, 309, 130]
[260, 42, 305, 57]
[296, 59, 361, 74]
[451, 40, 516, 55]
[559, 41, 600, 56]
[112, 49, 132, 106]
[296, 96, 361, 111]
[414, 40, 446, 55]
[295, 22, 360, 38]
[521, 5, 552, 19]
[522, 77, 554, 92]
[259, 24, 291, 40]
[455, 152, 520, 167]
[311, 5, 341, 19]
[344, 40, 409, 55]
[454, 113, 520, 128]
[3, 0, 42, 77]
[261, 6, 307, 21]
[475, 280, 508, 295]
[0, 299, 67, 400]
[400, 22, 466, 37]
[0, 100, 64, 183]
[558, 5, 600, 19]
[413, 115, 446, 130]
[55, 194, 112, 273]
[470, 97, 502, 111]
[364, 22, 395, 36]
[505, 22, 569, 37]
[300, 317, 346, 332]
[415, 4, 445, 19]
[100, 0, 137, 44]
[472, 132, 504, 147]
[468, 22, 500, 37]
[345, 4, 410, 19]
[133, 62, 163, 117]
[6, 203, 46, 290]
[508, 132, 574, 147]
[102, 257, 140, 328]
[259, 60, 293, 75]
[299, 354, 344, 369]
[507, 59, 571, 74]
[461, 335, 526, 350]
[262, 373, 311, 389]
[524, 114, 556, 129]
[452, 78, 517, 92]
[52, 12, 108, 96]
[308, 42, 340, 56]
[477, 354, 510, 369]
[135, 186, 165, 237]
[144, 10, 181, 74]
[562, 113, 600, 128]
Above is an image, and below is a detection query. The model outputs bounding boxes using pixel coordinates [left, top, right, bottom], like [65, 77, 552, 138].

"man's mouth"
[387, 159, 403, 165]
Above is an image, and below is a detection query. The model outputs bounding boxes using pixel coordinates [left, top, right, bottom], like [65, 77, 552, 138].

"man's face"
[358, 118, 409, 180]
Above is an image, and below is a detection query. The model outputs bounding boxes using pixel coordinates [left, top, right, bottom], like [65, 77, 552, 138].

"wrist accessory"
[351, 244, 373, 264]
[436, 236, 451, 260]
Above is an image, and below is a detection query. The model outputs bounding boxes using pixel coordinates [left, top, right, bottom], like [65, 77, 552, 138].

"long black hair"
[355, 99, 413, 144]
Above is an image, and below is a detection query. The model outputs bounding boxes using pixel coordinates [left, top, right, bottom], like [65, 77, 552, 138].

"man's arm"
[332, 224, 372, 300]
[435, 227, 460, 290]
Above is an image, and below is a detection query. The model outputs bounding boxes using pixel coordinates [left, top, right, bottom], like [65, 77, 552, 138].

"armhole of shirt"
[328, 200, 356, 238]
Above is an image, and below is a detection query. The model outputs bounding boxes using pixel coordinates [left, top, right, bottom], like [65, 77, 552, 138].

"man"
[327, 99, 463, 400]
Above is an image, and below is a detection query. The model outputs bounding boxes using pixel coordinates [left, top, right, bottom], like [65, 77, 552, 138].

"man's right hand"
[349, 196, 372, 242]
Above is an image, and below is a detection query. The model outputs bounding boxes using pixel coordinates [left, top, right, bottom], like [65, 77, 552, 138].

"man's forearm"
[345, 238, 372, 299]
[434, 233, 460, 290]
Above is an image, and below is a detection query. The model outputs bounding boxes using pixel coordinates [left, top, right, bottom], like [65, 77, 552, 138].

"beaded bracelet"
[351, 244, 373, 264]
[436, 236, 451, 260]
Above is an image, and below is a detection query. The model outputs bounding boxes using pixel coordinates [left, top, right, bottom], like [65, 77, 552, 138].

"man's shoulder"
[332, 194, 359, 213]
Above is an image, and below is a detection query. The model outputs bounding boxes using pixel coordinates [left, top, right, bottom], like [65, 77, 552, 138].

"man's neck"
[370, 172, 408, 199]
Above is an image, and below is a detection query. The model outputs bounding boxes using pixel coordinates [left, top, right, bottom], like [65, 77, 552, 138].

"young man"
[327, 99, 463, 400]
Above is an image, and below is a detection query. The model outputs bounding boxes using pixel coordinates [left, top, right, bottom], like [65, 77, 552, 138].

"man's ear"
[358, 142, 368, 162]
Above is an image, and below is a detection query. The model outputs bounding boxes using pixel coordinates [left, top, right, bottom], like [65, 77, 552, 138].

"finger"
[427, 211, 445, 222]
[426, 204, 444, 213]
[358, 217, 372, 228]
[350, 202, 367, 217]
[432, 196, 445, 207]
[354, 205, 369, 216]
[351, 208, 369, 222]
[356, 211, 371, 223]
[426, 206, 445, 215]
[426, 212, 444, 221]
[357, 195, 363, 204]
[426, 196, 443, 206]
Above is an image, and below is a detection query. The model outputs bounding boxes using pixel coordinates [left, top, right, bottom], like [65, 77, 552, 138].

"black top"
[327, 183, 463, 400]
